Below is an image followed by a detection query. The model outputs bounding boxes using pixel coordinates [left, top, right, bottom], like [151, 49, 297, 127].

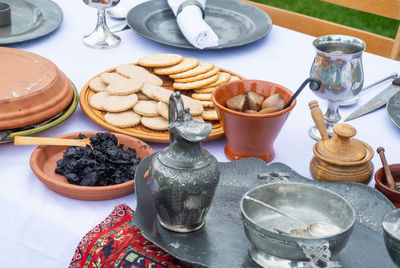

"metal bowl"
[240, 182, 355, 266]
[382, 209, 400, 266]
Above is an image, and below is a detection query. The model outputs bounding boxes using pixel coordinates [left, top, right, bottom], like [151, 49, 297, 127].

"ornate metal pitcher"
[148, 92, 219, 233]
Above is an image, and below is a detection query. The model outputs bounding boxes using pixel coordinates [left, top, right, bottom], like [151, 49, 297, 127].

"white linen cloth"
[167, 0, 219, 49]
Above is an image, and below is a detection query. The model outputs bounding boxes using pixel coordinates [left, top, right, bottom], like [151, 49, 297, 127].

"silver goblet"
[309, 35, 365, 140]
[83, 0, 121, 48]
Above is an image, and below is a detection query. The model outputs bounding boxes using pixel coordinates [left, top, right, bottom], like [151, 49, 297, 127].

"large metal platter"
[387, 91, 400, 128]
[126, 0, 272, 49]
[134, 155, 395, 267]
[0, 0, 62, 44]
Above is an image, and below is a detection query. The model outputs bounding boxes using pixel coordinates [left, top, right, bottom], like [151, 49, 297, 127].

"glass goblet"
[83, 0, 121, 48]
[309, 35, 365, 140]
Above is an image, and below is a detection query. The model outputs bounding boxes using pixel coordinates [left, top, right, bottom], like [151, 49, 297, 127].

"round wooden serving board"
[80, 64, 244, 143]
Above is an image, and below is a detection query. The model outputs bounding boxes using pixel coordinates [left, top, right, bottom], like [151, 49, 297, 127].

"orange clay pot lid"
[316, 123, 367, 162]
[0, 47, 73, 130]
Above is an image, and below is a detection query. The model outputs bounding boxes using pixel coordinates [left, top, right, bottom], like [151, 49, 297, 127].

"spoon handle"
[377, 147, 396, 189]
[14, 136, 90, 147]
[244, 196, 308, 228]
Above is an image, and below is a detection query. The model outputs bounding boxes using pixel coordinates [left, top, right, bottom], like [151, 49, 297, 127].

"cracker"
[200, 101, 214, 108]
[141, 116, 169, 130]
[154, 58, 199, 75]
[191, 93, 211, 101]
[89, 91, 108, 110]
[106, 79, 143, 95]
[89, 77, 107, 92]
[194, 87, 216, 94]
[181, 95, 204, 116]
[100, 73, 127, 84]
[144, 73, 163, 86]
[138, 53, 183, 67]
[116, 64, 163, 86]
[102, 93, 138, 112]
[202, 108, 218, 121]
[141, 84, 173, 102]
[104, 111, 141, 128]
[170, 62, 214, 79]
[156, 101, 169, 120]
[133, 100, 159, 117]
[200, 72, 231, 88]
[229, 75, 241, 82]
[137, 91, 151, 100]
[173, 66, 220, 83]
[193, 116, 205, 123]
[173, 74, 219, 90]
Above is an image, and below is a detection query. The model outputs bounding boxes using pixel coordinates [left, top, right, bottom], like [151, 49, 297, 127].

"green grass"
[251, 0, 398, 38]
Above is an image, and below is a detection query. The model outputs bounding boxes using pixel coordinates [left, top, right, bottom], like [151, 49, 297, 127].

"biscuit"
[116, 64, 149, 78]
[191, 93, 211, 101]
[144, 73, 163, 86]
[89, 91, 108, 110]
[200, 72, 231, 88]
[229, 75, 241, 82]
[173, 74, 219, 90]
[194, 87, 216, 94]
[102, 93, 139, 112]
[181, 95, 204, 116]
[89, 77, 107, 92]
[193, 116, 205, 123]
[137, 91, 151, 100]
[156, 101, 169, 120]
[202, 108, 219, 121]
[141, 116, 169, 130]
[173, 66, 220, 83]
[200, 101, 214, 108]
[133, 100, 159, 117]
[154, 58, 199, 75]
[141, 84, 173, 102]
[104, 111, 141, 128]
[100, 73, 127, 84]
[170, 62, 214, 79]
[138, 53, 183, 67]
[106, 79, 143, 95]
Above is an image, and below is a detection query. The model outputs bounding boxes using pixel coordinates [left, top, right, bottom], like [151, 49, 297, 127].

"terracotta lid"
[316, 123, 367, 162]
[0, 47, 73, 130]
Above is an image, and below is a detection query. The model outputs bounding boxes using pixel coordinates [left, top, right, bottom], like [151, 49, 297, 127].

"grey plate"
[126, 0, 272, 49]
[387, 91, 400, 128]
[0, 0, 62, 44]
[134, 154, 396, 268]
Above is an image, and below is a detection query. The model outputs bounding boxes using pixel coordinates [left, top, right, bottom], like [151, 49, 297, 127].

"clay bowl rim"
[211, 79, 297, 118]
[312, 140, 374, 166]
[29, 131, 154, 194]
[374, 164, 400, 195]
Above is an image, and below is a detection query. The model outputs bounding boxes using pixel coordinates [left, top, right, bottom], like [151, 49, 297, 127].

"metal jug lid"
[316, 123, 366, 162]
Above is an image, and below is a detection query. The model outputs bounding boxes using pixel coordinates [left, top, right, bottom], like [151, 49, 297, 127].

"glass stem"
[324, 101, 341, 129]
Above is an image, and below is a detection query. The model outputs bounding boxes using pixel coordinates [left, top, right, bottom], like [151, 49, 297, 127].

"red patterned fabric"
[69, 204, 189, 268]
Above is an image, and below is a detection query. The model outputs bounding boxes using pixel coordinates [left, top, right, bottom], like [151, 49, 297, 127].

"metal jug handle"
[168, 91, 189, 124]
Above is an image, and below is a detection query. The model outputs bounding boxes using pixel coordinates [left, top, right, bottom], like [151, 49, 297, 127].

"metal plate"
[126, 0, 272, 49]
[134, 155, 396, 268]
[0, 0, 62, 44]
[387, 91, 400, 128]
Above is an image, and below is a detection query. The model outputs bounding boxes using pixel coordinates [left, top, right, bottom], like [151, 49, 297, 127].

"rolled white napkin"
[167, 0, 219, 49]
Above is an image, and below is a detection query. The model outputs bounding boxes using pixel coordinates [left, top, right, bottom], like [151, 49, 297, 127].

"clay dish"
[375, 164, 400, 208]
[211, 79, 295, 162]
[29, 131, 154, 200]
[0, 47, 74, 130]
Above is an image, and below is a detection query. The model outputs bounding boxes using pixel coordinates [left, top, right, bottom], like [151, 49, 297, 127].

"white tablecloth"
[1, 0, 400, 267]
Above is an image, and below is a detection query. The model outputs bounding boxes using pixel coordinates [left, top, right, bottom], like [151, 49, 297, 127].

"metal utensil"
[107, 6, 129, 19]
[344, 77, 400, 122]
[109, 21, 129, 33]
[340, 72, 398, 106]
[282, 78, 321, 110]
[244, 196, 342, 237]
[14, 136, 90, 147]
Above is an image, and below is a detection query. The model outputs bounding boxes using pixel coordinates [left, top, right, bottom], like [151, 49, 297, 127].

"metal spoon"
[107, 6, 129, 19]
[244, 196, 342, 237]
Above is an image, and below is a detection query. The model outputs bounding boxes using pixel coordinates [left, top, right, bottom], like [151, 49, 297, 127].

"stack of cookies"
[87, 53, 242, 132]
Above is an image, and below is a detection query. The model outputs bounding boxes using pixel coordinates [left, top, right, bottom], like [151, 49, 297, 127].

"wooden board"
[80, 64, 244, 143]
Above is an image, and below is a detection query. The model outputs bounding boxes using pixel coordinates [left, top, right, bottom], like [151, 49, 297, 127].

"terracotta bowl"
[375, 164, 400, 208]
[0, 47, 74, 130]
[211, 79, 296, 162]
[30, 131, 154, 200]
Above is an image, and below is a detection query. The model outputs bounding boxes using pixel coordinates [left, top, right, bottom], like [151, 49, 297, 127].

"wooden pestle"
[377, 147, 396, 190]
[308, 100, 329, 140]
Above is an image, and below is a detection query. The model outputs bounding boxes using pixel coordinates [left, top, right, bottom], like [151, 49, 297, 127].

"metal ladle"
[244, 196, 342, 237]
